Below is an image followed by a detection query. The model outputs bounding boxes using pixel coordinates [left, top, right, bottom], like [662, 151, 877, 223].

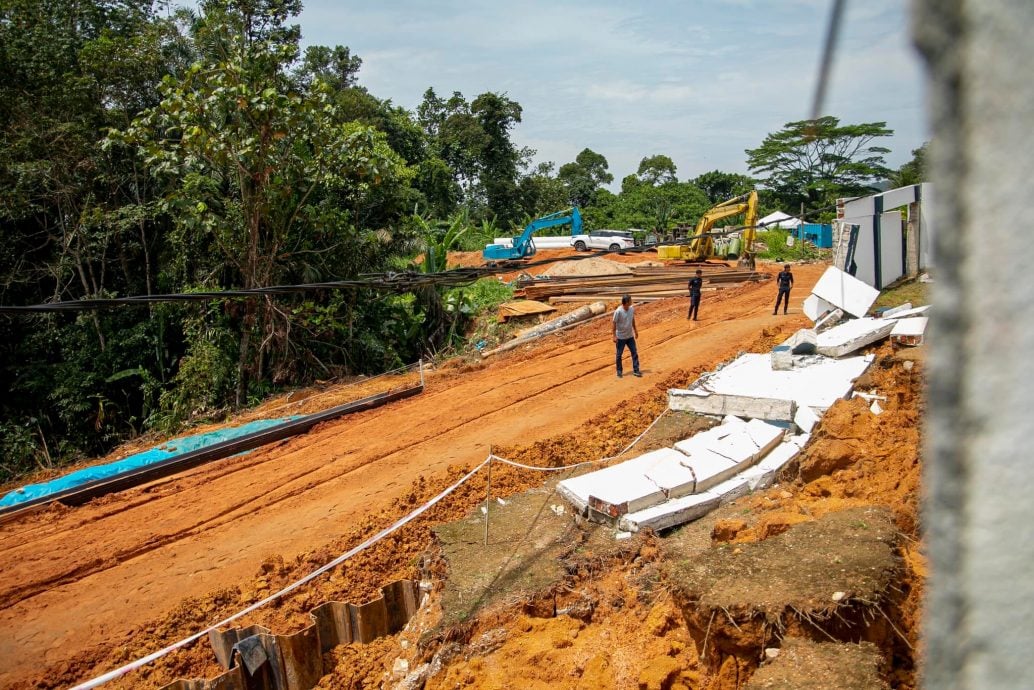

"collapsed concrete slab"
[885, 304, 930, 319]
[640, 448, 698, 498]
[618, 491, 720, 533]
[815, 318, 895, 357]
[881, 302, 913, 317]
[671, 353, 874, 414]
[556, 452, 666, 515]
[891, 316, 929, 346]
[804, 294, 835, 321]
[815, 307, 844, 332]
[668, 389, 797, 421]
[811, 266, 880, 318]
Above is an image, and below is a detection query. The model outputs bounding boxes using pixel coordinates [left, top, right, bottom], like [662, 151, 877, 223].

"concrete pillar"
[906, 201, 920, 277]
[915, 0, 1034, 687]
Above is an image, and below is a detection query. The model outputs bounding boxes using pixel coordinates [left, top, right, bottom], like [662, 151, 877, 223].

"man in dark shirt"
[773, 263, 794, 315]
[687, 269, 703, 320]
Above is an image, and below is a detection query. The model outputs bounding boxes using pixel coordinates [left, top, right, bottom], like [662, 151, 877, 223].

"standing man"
[612, 294, 641, 378]
[773, 263, 794, 315]
[687, 269, 703, 321]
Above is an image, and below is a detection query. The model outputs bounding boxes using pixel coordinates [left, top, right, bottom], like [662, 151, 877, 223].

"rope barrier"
[70, 405, 670, 688]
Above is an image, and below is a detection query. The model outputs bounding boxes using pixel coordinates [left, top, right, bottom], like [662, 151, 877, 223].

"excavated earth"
[0, 258, 930, 690]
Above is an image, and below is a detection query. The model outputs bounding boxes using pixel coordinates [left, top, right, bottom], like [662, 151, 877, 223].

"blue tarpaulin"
[0, 417, 296, 508]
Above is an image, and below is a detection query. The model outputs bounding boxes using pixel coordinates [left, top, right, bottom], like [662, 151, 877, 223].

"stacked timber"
[517, 265, 769, 303]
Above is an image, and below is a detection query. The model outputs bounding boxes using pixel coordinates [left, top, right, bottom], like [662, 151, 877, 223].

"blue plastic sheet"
[0, 417, 296, 508]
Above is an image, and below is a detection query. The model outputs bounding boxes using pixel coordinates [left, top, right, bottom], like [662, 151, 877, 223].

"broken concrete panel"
[709, 475, 754, 504]
[815, 308, 844, 332]
[881, 302, 913, 317]
[816, 318, 895, 357]
[709, 430, 762, 467]
[617, 491, 721, 533]
[722, 414, 746, 426]
[587, 473, 666, 517]
[739, 465, 776, 491]
[668, 389, 797, 421]
[788, 329, 818, 354]
[681, 453, 740, 492]
[557, 452, 672, 514]
[756, 441, 802, 476]
[811, 266, 881, 317]
[682, 353, 874, 412]
[804, 294, 835, 321]
[794, 405, 820, 434]
[640, 448, 698, 498]
[891, 316, 929, 346]
[771, 345, 793, 371]
[788, 433, 811, 449]
[885, 304, 930, 319]
[745, 419, 786, 457]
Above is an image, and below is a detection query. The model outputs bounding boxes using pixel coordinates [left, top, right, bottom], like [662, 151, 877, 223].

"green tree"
[890, 142, 928, 187]
[637, 154, 677, 186]
[692, 170, 756, 204]
[558, 148, 613, 208]
[471, 92, 524, 225]
[116, 0, 407, 405]
[746, 116, 893, 212]
[518, 161, 568, 217]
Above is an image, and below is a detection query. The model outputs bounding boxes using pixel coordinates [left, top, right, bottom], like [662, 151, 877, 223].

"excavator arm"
[483, 207, 584, 262]
[658, 191, 758, 267]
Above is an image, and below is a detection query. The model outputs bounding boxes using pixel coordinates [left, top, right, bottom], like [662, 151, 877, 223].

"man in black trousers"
[773, 263, 794, 315]
[687, 269, 703, 320]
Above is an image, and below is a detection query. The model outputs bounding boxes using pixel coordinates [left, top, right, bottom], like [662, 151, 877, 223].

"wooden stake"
[483, 448, 493, 546]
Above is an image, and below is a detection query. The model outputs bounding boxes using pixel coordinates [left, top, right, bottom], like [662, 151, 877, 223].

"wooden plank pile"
[516, 264, 770, 303]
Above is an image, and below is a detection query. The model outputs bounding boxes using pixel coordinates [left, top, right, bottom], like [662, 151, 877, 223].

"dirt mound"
[543, 257, 632, 277]
[746, 638, 888, 690]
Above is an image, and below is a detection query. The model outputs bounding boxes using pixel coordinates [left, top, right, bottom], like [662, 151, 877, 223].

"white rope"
[70, 405, 672, 687]
[490, 408, 669, 472]
[70, 456, 491, 690]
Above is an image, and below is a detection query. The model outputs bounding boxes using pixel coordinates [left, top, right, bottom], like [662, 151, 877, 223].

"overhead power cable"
[0, 230, 772, 315]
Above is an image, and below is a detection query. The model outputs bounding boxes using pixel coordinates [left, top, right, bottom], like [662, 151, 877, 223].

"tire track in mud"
[0, 353, 624, 611]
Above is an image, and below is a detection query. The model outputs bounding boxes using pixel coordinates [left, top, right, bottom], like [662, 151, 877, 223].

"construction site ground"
[0, 259, 926, 689]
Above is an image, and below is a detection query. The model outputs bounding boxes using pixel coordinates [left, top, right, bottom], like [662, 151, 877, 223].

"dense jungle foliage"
[0, 0, 923, 481]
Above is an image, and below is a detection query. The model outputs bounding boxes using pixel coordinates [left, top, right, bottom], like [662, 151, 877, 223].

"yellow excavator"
[656, 190, 759, 269]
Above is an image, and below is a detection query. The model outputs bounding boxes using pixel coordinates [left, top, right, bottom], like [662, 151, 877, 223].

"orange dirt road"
[0, 262, 824, 688]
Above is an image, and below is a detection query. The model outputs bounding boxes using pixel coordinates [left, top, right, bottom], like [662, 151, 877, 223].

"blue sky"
[286, 0, 927, 186]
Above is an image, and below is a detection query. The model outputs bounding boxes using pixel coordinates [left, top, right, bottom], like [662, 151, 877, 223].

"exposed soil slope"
[0, 262, 824, 687]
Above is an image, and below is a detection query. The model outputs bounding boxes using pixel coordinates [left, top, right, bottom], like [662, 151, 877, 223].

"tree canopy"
[746, 116, 893, 212]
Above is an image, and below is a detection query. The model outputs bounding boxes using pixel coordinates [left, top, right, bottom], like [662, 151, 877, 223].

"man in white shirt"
[612, 294, 642, 378]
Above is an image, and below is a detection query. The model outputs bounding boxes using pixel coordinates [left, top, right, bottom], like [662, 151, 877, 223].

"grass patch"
[873, 277, 929, 312]
[756, 229, 825, 262]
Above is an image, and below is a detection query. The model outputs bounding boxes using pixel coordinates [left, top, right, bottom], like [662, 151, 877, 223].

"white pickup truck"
[571, 230, 636, 252]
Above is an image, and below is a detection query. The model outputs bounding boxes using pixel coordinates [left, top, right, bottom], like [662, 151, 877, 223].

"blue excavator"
[482, 207, 583, 263]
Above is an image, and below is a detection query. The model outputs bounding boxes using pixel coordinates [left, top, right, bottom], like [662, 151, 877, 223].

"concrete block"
[811, 266, 881, 317]
[618, 491, 720, 533]
[891, 316, 928, 346]
[771, 345, 793, 371]
[794, 405, 820, 434]
[668, 389, 797, 421]
[804, 294, 835, 321]
[710, 429, 763, 467]
[816, 318, 895, 357]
